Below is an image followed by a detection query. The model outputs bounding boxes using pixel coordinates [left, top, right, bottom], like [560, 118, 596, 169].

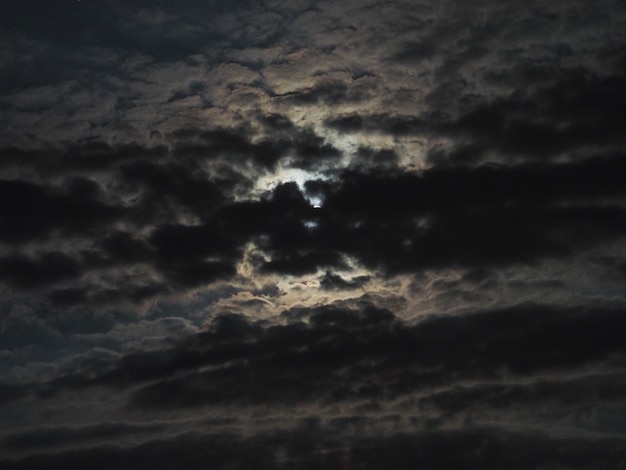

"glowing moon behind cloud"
[253, 166, 326, 206]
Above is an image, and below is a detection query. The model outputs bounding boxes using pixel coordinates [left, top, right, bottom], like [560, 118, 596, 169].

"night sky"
[1, 0, 626, 468]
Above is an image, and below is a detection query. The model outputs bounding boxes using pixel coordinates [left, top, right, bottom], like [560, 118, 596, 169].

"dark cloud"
[47, 287, 90, 307]
[3, 302, 626, 466]
[149, 223, 239, 287]
[319, 271, 371, 290]
[0, 179, 125, 245]
[440, 72, 626, 160]
[390, 40, 439, 63]
[0, 383, 24, 405]
[1, 431, 273, 470]
[13, 303, 624, 418]
[276, 79, 371, 106]
[0, 144, 169, 176]
[352, 146, 400, 170]
[125, 304, 626, 409]
[2, 427, 625, 470]
[342, 430, 626, 470]
[168, 127, 287, 170]
[0, 131, 338, 294]
[287, 129, 342, 170]
[119, 160, 224, 218]
[422, 373, 626, 424]
[2, 0, 626, 467]
[324, 113, 427, 136]
[314, 158, 626, 272]
[260, 250, 344, 276]
[3, 422, 164, 452]
[166, 80, 208, 104]
[0, 151, 624, 294]
[326, 70, 626, 164]
[0, 251, 81, 290]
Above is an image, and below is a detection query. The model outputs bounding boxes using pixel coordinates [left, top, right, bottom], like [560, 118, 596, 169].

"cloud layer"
[1, 0, 626, 467]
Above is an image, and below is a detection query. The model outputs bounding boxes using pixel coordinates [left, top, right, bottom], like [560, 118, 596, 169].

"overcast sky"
[1, 0, 626, 468]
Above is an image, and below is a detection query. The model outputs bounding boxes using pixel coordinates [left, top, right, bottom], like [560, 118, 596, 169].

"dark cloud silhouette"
[242, 157, 626, 274]
[325, 113, 427, 136]
[3, 303, 626, 467]
[0, 151, 624, 294]
[3, 422, 164, 452]
[390, 40, 439, 63]
[326, 71, 626, 164]
[119, 160, 225, 218]
[125, 304, 626, 410]
[0, 179, 125, 245]
[0, 251, 81, 289]
[276, 79, 371, 106]
[319, 271, 371, 290]
[2, 0, 626, 467]
[0, 383, 24, 405]
[10, 303, 623, 417]
[2, 427, 625, 470]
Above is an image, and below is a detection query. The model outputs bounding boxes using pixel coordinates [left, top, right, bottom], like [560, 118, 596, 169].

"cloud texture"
[1, 0, 626, 467]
